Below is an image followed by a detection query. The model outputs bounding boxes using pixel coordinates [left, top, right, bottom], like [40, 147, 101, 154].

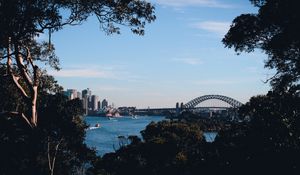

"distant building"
[77, 92, 82, 100]
[102, 99, 108, 109]
[82, 95, 88, 115]
[98, 101, 101, 111]
[64, 89, 77, 100]
[91, 95, 99, 111]
[176, 102, 180, 115]
[82, 88, 91, 98]
[82, 88, 92, 112]
[180, 102, 184, 109]
[63, 91, 68, 98]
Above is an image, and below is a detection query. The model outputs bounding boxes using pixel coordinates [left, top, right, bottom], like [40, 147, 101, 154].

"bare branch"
[0, 111, 33, 128]
[48, 137, 64, 175]
[6, 38, 29, 99]
[51, 138, 63, 174]
[1, 53, 14, 59]
[21, 113, 34, 128]
[11, 74, 30, 99]
[47, 137, 52, 172]
[262, 72, 280, 84]
[6, 37, 12, 75]
[14, 44, 33, 90]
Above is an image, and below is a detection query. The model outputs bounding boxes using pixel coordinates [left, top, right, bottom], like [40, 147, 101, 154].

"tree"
[90, 121, 206, 175]
[223, 0, 300, 91]
[0, 0, 156, 127]
[0, 67, 96, 174]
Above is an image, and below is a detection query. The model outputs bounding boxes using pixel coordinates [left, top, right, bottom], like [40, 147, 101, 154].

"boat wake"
[87, 126, 101, 130]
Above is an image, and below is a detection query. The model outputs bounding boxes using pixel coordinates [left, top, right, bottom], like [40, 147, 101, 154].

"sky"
[47, 0, 273, 108]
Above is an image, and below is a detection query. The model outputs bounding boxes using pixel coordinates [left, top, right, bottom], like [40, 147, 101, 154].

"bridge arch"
[184, 95, 243, 108]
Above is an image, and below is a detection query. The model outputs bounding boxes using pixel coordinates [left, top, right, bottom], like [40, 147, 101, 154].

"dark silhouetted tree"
[89, 121, 206, 175]
[223, 0, 300, 91]
[0, 0, 156, 127]
[0, 68, 97, 175]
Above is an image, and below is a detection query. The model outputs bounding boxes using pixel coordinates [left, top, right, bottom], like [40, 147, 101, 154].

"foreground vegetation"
[1, 0, 300, 174]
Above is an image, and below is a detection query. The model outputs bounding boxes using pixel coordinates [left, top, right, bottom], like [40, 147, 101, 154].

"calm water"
[85, 116, 165, 155]
[85, 116, 217, 156]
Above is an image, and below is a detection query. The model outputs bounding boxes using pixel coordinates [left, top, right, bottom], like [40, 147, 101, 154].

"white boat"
[131, 115, 138, 119]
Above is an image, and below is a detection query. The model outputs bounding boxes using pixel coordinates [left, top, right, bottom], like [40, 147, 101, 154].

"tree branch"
[6, 38, 29, 99]
[24, 47, 39, 87]
[11, 74, 30, 99]
[14, 44, 33, 91]
[48, 137, 64, 175]
[0, 111, 33, 128]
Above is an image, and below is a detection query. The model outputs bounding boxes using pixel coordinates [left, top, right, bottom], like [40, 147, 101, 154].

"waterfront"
[85, 116, 165, 155]
[85, 116, 217, 155]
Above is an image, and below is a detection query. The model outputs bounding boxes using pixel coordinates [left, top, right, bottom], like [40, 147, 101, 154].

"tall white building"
[91, 95, 99, 111]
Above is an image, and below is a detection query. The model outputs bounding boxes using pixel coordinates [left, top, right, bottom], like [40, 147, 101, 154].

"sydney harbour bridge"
[135, 94, 243, 118]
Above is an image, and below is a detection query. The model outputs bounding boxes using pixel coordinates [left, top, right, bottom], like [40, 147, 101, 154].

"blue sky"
[47, 0, 272, 108]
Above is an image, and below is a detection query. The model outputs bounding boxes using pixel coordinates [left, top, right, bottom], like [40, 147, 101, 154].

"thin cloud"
[155, 0, 234, 8]
[192, 21, 231, 36]
[48, 64, 144, 82]
[193, 78, 259, 85]
[48, 68, 115, 78]
[95, 86, 129, 92]
[172, 58, 203, 65]
[193, 80, 236, 85]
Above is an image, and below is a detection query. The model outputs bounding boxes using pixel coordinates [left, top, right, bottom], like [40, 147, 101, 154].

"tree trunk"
[7, 41, 40, 127]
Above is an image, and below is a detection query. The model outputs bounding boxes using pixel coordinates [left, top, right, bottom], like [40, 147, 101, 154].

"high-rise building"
[102, 99, 108, 109]
[82, 88, 91, 98]
[64, 89, 77, 100]
[97, 101, 101, 111]
[77, 92, 82, 100]
[82, 95, 88, 115]
[82, 88, 92, 112]
[91, 95, 99, 111]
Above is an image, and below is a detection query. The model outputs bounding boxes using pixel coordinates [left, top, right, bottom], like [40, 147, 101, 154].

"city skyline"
[64, 88, 112, 114]
[47, 0, 272, 108]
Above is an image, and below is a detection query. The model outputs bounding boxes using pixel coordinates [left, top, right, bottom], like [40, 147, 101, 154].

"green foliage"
[239, 90, 300, 150]
[38, 94, 96, 175]
[223, 0, 300, 90]
[0, 66, 26, 112]
[0, 0, 156, 46]
[142, 121, 204, 144]
[0, 68, 97, 174]
[0, 93, 97, 175]
[88, 121, 206, 175]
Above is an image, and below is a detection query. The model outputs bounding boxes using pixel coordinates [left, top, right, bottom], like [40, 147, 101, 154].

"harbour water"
[85, 116, 217, 156]
[85, 116, 164, 155]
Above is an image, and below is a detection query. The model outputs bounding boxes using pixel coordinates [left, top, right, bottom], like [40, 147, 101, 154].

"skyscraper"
[102, 99, 108, 109]
[65, 89, 77, 100]
[77, 92, 82, 100]
[91, 95, 99, 111]
[82, 88, 91, 98]
[82, 88, 91, 115]
[82, 96, 88, 115]
[98, 101, 101, 111]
